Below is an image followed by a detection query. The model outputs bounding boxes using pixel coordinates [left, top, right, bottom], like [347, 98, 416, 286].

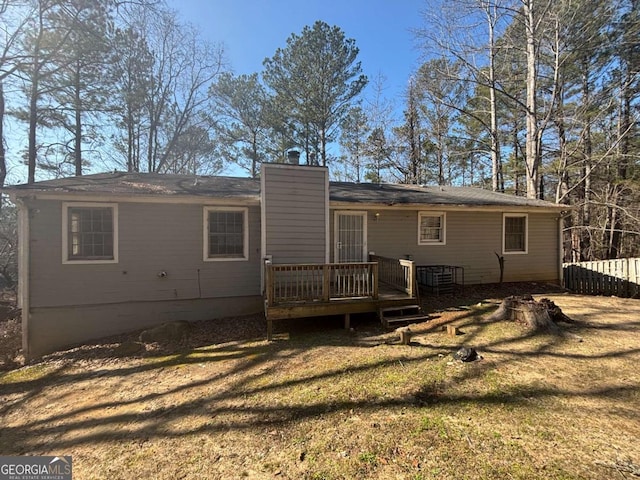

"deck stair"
[379, 304, 429, 328]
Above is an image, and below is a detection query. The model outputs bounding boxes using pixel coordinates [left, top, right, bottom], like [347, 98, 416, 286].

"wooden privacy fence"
[563, 257, 640, 298]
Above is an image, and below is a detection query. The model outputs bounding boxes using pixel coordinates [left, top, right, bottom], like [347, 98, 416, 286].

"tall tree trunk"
[27, 3, 47, 184]
[147, 86, 156, 172]
[0, 81, 6, 213]
[320, 126, 327, 167]
[127, 107, 134, 172]
[438, 136, 445, 186]
[606, 185, 620, 259]
[73, 60, 83, 176]
[555, 100, 568, 204]
[524, 0, 540, 199]
[134, 124, 140, 172]
[486, 3, 501, 192]
[303, 123, 311, 165]
[581, 57, 593, 260]
[28, 72, 39, 184]
[609, 36, 634, 258]
[554, 83, 574, 262]
[148, 121, 155, 172]
[407, 91, 420, 184]
[251, 132, 258, 179]
[512, 119, 521, 195]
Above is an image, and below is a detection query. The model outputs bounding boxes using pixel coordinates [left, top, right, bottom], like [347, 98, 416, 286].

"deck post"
[264, 260, 273, 305]
[372, 263, 379, 299]
[344, 313, 350, 330]
[407, 261, 415, 297]
[323, 264, 330, 302]
[264, 260, 273, 341]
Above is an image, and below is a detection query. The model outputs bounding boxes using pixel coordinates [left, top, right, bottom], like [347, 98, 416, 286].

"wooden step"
[380, 305, 421, 315]
[380, 305, 428, 328]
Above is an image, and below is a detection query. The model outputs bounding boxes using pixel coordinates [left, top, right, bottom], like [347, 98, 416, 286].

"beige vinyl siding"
[28, 200, 261, 308]
[330, 209, 560, 284]
[262, 164, 328, 264]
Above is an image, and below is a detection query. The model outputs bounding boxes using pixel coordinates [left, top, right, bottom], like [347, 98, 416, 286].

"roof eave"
[2, 189, 261, 206]
[329, 200, 569, 212]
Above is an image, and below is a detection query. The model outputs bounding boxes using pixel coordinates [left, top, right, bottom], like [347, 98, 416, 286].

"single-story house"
[3, 163, 567, 358]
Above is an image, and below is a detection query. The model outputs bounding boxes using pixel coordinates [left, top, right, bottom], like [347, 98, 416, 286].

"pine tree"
[263, 21, 367, 166]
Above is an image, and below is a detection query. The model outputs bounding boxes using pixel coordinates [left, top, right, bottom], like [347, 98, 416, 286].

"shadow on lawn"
[0, 284, 638, 455]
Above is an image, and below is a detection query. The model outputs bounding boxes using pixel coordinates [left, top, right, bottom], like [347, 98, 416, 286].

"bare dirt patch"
[1, 284, 639, 479]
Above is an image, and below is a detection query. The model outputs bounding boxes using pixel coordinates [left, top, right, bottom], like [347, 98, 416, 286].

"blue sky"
[5, 1, 429, 183]
[168, 0, 427, 107]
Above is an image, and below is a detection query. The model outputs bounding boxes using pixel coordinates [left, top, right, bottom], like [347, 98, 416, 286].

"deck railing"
[265, 261, 379, 306]
[370, 255, 415, 297]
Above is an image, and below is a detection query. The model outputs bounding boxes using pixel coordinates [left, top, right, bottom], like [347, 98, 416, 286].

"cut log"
[396, 326, 412, 345]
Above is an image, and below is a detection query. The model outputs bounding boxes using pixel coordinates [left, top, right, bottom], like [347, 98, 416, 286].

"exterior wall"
[262, 164, 328, 264]
[19, 181, 561, 356]
[330, 208, 561, 284]
[24, 199, 263, 356]
[28, 296, 262, 358]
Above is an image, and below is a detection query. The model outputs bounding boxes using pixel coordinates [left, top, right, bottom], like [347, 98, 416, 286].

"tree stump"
[487, 295, 574, 335]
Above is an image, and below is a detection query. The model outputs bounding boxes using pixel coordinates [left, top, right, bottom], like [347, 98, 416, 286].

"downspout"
[559, 211, 570, 286]
[558, 215, 563, 286]
[15, 197, 31, 360]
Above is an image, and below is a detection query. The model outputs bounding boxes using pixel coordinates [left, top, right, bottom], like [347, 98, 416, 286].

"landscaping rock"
[453, 347, 479, 362]
[114, 340, 144, 356]
[139, 321, 191, 345]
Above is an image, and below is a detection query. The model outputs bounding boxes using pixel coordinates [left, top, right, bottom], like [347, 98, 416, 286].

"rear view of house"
[4, 163, 566, 358]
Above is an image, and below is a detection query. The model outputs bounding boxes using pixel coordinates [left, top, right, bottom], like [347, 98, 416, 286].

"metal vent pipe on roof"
[286, 150, 300, 165]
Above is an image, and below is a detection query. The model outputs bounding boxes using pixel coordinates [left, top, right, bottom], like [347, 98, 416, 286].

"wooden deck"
[264, 256, 419, 339]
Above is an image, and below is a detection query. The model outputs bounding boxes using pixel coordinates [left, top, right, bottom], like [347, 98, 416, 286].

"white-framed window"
[503, 213, 528, 254]
[203, 207, 249, 261]
[62, 202, 118, 264]
[418, 212, 446, 245]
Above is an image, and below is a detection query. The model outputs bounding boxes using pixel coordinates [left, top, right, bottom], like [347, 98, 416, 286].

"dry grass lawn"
[1, 290, 639, 479]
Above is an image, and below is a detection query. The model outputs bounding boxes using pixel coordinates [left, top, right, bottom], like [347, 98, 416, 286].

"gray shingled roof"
[330, 182, 563, 208]
[4, 172, 564, 209]
[4, 172, 261, 199]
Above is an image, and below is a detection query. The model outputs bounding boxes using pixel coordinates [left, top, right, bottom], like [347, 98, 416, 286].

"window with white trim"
[503, 214, 528, 254]
[204, 207, 248, 261]
[62, 203, 118, 263]
[418, 212, 446, 245]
